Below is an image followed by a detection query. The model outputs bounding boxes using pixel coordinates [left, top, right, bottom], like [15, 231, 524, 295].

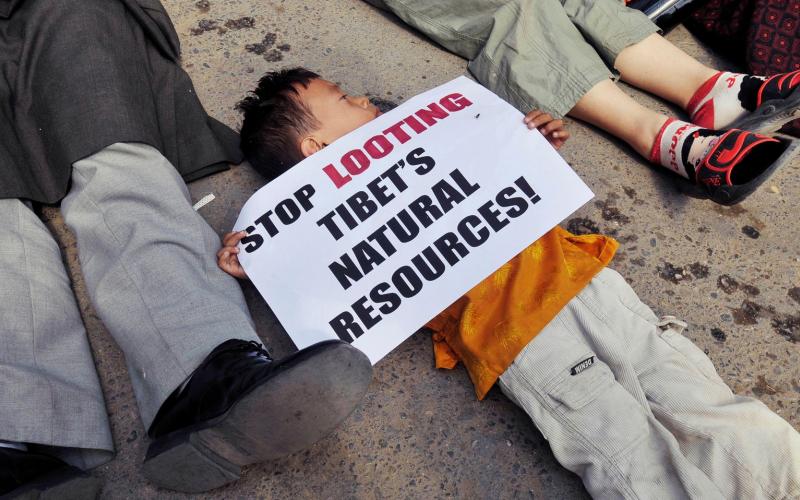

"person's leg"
[569, 0, 800, 132]
[61, 142, 373, 492]
[618, 34, 800, 133]
[558, 0, 711, 109]
[498, 273, 724, 499]
[615, 33, 717, 110]
[61, 143, 260, 428]
[571, 77, 796, 206]
[0, 199, 114, 470]
[375, 0, 710, 179]
[568, 80, 783, 193]
[372, 0, 657, 150]
[589, 269, 800, 499]
[374, 0, 796, 203]
[617, 34, 800, 134]
[468, 0, 621, 120]
[569, 79, 668, 158]
[370, 0, 613, 118]
[561, 0, 799, 205]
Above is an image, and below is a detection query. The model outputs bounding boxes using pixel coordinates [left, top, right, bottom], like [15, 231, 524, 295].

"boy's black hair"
[237, 68, 320, 181]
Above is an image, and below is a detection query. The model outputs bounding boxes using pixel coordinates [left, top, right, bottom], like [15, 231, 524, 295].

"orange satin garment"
[426, 226, 618, 399]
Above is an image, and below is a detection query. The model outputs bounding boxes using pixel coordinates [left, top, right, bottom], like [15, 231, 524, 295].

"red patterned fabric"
[686, 0, 800, 136]
[685, 0, 800, 76]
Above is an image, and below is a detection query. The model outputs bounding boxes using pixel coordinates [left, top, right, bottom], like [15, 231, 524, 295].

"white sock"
[649, 118, 721, 180]
[687, 71, 766, 129]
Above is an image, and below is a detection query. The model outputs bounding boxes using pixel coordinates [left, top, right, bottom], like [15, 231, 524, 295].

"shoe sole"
[728, 85, 800, 138]
[142, 340, 372, 493]
[3, 468, 101, 500]
[689, 137, 800, 205]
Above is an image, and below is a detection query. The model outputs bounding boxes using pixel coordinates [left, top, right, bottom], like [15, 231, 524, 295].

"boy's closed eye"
[296, 78, 381, 158]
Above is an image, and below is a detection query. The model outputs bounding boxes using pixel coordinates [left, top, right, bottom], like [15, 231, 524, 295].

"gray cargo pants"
[500, 268, 800, 499]
[0, 143, 260, 469]
[366, 0, 658, 117]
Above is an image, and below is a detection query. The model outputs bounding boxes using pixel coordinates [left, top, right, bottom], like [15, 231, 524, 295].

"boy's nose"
[352, 95, 370, 108]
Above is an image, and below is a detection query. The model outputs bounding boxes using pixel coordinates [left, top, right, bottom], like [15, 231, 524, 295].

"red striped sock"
[688, 72, 747, 129]
[649, 118, 721, 180]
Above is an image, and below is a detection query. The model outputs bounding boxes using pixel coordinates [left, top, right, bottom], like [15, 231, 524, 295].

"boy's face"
[296, 78, 381, 158]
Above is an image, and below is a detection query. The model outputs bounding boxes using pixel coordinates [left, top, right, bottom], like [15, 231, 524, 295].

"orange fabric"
[426, 226, 617, 399]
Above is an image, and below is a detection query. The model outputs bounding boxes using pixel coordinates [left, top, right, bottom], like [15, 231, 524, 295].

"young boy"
[220, 68, 800, 499]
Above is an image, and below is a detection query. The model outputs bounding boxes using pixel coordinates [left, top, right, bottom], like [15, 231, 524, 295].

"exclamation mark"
[514, 176, 541, 204]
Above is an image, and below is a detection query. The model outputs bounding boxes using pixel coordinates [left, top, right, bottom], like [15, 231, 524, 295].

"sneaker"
[694, 129, 798, 205]
[729, 70, 800, 138]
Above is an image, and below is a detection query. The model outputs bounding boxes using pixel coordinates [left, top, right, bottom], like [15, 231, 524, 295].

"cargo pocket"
[545, 357, 649, 458]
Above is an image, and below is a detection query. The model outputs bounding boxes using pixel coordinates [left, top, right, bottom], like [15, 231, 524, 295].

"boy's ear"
[300, 136, 324, 158]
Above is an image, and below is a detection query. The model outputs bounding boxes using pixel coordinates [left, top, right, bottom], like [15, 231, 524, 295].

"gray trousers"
[367, 0, 658, 117]
[0, 143, 259, 469]
[500, 268, 800, 499]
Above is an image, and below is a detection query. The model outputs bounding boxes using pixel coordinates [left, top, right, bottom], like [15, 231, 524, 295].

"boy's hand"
[217, 231, 249, 280]
[523, 110, 570, 150]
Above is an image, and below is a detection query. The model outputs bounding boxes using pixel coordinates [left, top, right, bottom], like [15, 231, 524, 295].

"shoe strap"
[757, 69, 800, 107]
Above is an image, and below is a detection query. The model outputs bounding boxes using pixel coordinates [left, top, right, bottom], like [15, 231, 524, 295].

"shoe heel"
[142, 430, 241, 493]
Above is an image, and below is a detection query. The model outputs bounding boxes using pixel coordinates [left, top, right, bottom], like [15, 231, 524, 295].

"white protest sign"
[234, 77, 593, 364]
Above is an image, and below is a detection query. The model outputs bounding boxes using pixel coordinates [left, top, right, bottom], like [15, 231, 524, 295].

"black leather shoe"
[142, 339, 372, 493]
[0, 448, 100, 499]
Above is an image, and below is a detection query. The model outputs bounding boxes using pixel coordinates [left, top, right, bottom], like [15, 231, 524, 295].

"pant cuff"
[469, 52, 613, 118]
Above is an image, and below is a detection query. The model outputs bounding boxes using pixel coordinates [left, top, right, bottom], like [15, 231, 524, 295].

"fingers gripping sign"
[523, 110, 570, 150]
[217, 231, 249, 279]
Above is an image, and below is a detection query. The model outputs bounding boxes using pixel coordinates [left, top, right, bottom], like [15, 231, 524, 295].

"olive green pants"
[366, 0, 658, 117]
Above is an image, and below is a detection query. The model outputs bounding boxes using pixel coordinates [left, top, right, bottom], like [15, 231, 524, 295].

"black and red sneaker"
[730, 70, 800, 138]
[694, 129, 798, 205]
